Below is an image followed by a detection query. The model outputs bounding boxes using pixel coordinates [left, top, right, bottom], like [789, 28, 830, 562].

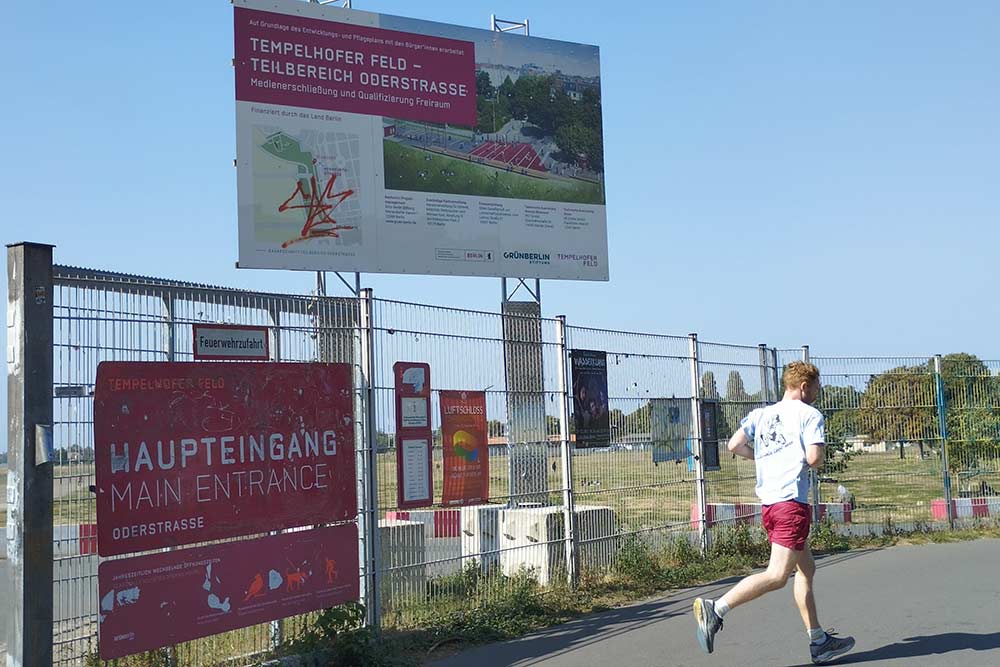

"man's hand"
[727, 430, 754, 460]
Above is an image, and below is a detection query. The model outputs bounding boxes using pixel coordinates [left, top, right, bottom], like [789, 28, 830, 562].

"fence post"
[758, 344, 771, 402]
[933, 355, 955, 529]
[688, 334, 709, 554]
[555, 316, 578, 587]
[771, 348, 781, 403]
[5, 242, 55, 667]
[358, 288, 383, 629]
[802, 346, 822, 522]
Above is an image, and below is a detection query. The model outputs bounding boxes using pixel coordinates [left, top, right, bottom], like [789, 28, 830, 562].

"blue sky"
[2, 1, 998, 451]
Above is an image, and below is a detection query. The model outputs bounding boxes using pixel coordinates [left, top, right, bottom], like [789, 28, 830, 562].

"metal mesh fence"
[698, 342, 780, 528]
[369, 298, 567, 628]
[49, 267, 360, 666]
[6, 258, 998, 665]
[808, 356, 943, 529]
[561, 326, 694, 560]
[940, 357, 1000, 498]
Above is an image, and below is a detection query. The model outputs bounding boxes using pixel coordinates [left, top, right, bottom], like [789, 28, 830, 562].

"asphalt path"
[431, 539, 1000, 667]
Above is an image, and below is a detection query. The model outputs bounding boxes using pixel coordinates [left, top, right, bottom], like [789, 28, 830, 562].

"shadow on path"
[785, 631, 1000, 666]
[432, 596, 687, 667]
[431, 549, 886, 667]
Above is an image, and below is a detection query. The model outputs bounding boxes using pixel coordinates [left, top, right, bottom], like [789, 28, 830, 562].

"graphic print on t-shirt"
[757, 413, 792, 459]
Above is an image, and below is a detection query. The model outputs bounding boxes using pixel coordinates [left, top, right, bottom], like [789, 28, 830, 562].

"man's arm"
[804, 410, 826, 469]
[806, 443, 825, 469]
[727, 430, 754, 460]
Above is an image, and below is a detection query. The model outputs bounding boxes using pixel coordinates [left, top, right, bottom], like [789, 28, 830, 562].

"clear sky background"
[2, 1, 998, 451]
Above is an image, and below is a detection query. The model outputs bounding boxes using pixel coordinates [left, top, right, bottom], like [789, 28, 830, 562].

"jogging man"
[693, 361, 855, 665]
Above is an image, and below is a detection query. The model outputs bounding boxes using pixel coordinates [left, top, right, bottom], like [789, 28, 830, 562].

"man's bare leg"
[793, 545, 820, 631]
[718, 542, 800, 610]
[693, 543, 800, 654]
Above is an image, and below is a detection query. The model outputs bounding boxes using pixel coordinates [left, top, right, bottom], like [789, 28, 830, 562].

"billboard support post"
[491, 14, 530, 35]
[802, 345, 822, 522]
[359, 288, 383, 628]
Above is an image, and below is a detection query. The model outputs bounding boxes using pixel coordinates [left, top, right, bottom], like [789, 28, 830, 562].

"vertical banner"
[700, 400, 721, 471]
[571, 350, 610, 448]
[650, 398, 692, 464]
[393, 362, 433, 508]
[440, 391, 489, 506]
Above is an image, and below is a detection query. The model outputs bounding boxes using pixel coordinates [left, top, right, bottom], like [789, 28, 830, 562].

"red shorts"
[761, 500, 811, 551]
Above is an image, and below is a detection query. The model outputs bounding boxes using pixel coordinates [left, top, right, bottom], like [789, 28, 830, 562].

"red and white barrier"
[53, 523, 98, 556]
[690, 503, 760, 528]
[8, 523, 96, 557]
[931, 497, 1000, 521]
[691, 503, 852, 528]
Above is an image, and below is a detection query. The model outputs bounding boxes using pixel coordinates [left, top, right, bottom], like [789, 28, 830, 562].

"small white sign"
[401, 438, 431, 503]
[193, 325, 270, 360]
[401, 397, 428, 428]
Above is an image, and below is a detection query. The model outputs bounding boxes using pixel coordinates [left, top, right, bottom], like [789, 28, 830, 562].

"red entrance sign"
[393, 361, 433, 509]
[440, 391, 489, 506]
[97, 523, 359, 660]
[94, 362, 357, 556]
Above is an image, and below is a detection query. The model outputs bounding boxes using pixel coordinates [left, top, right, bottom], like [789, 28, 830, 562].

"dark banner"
[571, 349, 610, 448]
[700, 400, 721, 471]
[94, 362, 357, 556]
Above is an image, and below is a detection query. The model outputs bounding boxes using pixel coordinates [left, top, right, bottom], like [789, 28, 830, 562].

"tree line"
[609, 353, 999, 474]
[475, 71, 604, 172]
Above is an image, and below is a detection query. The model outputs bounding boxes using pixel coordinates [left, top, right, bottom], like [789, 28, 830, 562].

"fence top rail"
[698, 339, 772, 352]
[564, 323, 691, 343]
[53, 264, 356, 305]
[372, 296, 561, 323]
[811, 355, 934, 362]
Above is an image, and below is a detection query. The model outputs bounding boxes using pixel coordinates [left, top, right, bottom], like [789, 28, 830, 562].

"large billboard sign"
[94, 362, 357, 556]
[98, 524, 359, 659]
[234, 0, 607, 280]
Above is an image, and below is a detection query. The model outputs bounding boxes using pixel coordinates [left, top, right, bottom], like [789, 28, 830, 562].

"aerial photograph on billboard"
[379, 15, 604, 206]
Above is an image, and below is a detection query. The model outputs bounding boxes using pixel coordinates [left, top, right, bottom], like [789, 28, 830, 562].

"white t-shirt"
[740, 400, 825, 505]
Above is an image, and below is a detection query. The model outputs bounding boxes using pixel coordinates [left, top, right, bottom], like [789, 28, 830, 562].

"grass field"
[383, 140, 605, 205]
[2, 450, 993, 535]
[375, 447, 1000, 531]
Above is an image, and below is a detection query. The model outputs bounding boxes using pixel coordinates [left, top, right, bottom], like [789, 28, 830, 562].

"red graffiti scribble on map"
[279, 173, 355, 248]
